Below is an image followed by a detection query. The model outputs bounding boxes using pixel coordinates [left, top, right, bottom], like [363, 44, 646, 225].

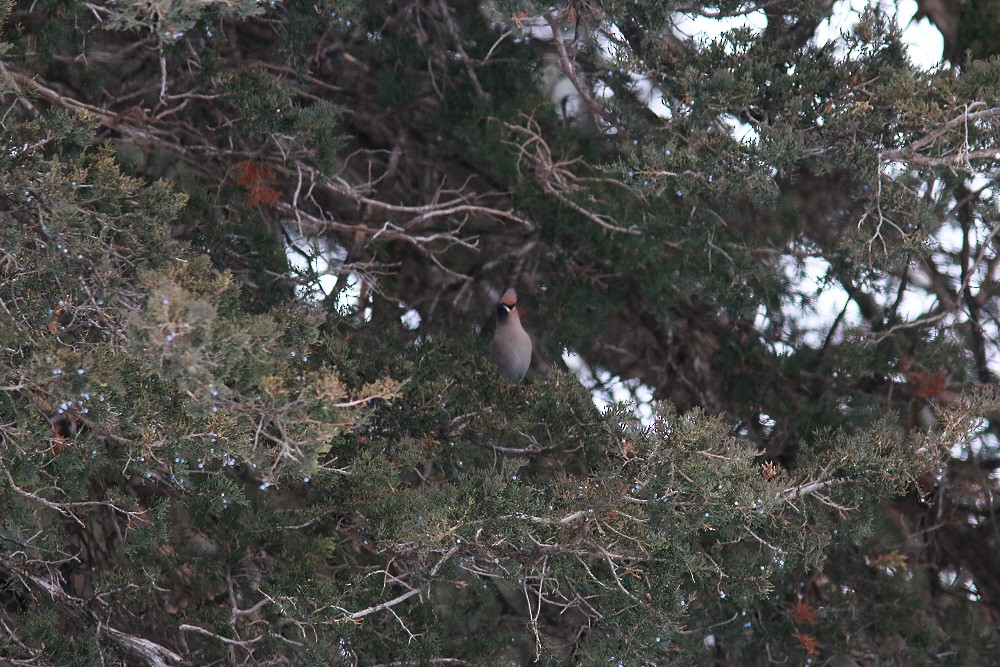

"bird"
[489, 288, 533, 383]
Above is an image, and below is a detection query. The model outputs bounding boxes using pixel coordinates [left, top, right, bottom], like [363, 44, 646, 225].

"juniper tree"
[2, 0, 1000, 665]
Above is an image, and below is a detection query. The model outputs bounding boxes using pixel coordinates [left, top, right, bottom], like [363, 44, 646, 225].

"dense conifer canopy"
[2, 0, 1000, 664]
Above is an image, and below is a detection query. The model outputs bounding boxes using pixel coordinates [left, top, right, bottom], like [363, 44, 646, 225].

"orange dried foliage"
[790, 599, 818, 626]
[793, 631, 820, 658]
[619, 439, 637, 461]
[234, 160, 280, 207]
[912, 368, 948, 398]
[871, 551, 909, 570]
[234, 160, 276, 185]
[900, 357, 948, 399]
[247, 184, 282, 207]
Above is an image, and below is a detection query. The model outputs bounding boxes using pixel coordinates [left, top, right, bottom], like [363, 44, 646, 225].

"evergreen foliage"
[2, 0, 1000, 665]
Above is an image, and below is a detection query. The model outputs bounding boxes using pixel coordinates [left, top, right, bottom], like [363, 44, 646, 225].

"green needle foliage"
[2, 1, 1000, 665]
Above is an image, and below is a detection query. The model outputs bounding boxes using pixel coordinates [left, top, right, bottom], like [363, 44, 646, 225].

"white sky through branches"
[287, 1, 977, 418]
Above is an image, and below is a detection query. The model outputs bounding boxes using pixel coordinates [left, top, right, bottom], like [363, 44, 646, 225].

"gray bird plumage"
[489, 288, 532, 383]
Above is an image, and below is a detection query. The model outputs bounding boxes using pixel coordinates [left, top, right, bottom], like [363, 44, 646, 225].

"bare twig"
[340, 546, 459, 621]
[437, 0, 486, 98]
[502, 509, 594, 525]
[543, 11, 614, 131]
[3, 468, 143, 526]
[777, 478, 837, 503]
[880, 104, 1000, 168]
[502, 115, 640, 234]
[0, 554, 188, 666]
[179, 624, 263, 648]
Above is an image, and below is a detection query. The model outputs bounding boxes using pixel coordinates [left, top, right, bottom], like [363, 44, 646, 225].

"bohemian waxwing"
[489, 288, 532, 383]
